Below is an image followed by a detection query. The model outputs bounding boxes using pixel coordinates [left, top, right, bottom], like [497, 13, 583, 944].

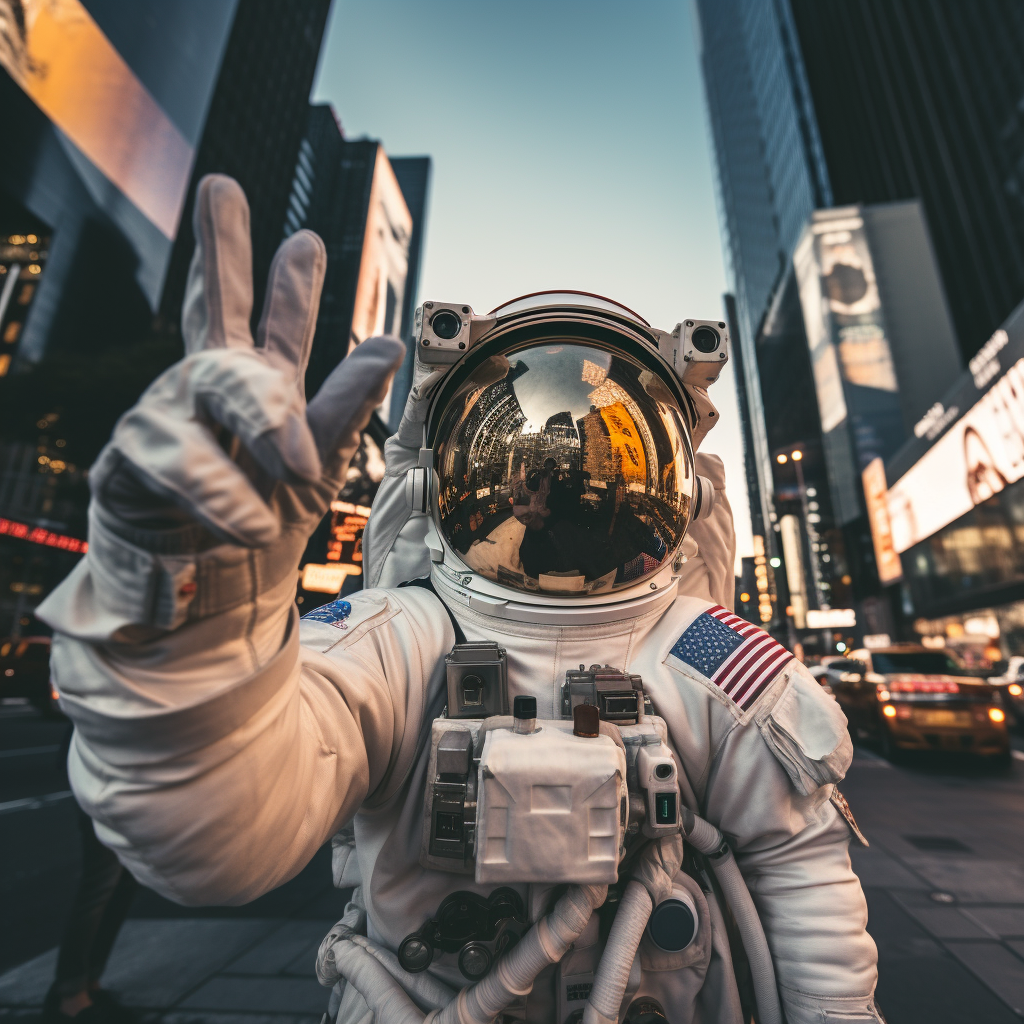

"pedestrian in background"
[44, 727, 136, 1023]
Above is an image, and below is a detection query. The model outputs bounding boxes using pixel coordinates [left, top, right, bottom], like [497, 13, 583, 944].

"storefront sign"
[861, 457, 902, 583]
[806, 608, 857, 629]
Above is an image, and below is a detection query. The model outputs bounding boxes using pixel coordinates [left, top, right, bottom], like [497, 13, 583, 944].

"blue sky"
[313, 0, 753, 564]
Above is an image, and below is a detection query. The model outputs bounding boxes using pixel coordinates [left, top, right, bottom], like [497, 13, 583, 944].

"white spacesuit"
[38, 177, 882, 1024]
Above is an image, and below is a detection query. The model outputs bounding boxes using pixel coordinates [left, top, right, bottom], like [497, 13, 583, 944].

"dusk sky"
[313, 0, 753, 564]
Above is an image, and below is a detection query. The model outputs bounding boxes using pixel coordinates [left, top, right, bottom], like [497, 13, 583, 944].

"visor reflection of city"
[434, 341, 693, 596]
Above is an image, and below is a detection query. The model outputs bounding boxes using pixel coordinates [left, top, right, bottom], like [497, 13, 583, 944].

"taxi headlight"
[989, 706, 1006, 724]
[882, 704, 897, 719]
[1009, 683, 1023, 697]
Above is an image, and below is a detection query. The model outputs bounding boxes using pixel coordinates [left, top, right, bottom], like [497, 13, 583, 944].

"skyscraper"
[283, 106, 418, 404]
[789, 1, 1024, 360]
[160, 0, 334, 332]
[694, 0, 1020, 644]
[388, 157, 432, 431]
[697, 0, 1024, 365]
[0, 1, 332, 636]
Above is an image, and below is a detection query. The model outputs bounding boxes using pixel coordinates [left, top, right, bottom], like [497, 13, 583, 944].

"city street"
[2, 699, 1024, 1023]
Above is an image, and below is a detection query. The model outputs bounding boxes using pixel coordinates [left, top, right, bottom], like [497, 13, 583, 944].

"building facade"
[0, 1, 331, 637]
[284, 107, 433, 607]
[696, 0, 1024, 652]
[160, 0, 333, 332]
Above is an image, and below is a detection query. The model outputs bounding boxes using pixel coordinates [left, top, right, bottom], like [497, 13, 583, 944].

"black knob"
[648, 898, 696, 952]
[458, 941, 492, 980]
[397, 932, 433, 972]
[513, 695, 536, 720]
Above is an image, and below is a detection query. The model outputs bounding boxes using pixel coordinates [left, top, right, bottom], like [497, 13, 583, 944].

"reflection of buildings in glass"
[585, 377, 657, 489]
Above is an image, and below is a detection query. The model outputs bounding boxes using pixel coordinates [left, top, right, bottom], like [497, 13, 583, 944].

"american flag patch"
[670, 605, 793, 709]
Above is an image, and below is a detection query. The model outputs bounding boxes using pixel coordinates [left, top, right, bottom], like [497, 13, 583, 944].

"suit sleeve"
[49, 579, 451, 907]
[702, 663, 881, 1024]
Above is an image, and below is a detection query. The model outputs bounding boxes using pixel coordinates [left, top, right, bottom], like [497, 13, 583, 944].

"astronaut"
[38, 177, 882, 1024]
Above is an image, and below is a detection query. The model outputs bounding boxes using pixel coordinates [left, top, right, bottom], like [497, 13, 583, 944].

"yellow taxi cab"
[823, 643, 1010, 765]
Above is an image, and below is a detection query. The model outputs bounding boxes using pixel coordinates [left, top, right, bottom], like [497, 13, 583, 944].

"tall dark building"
[284, 105, 429, 412]
[388, 157, 432, 431]
[789, 1, 1024, 360]
[283, 108, 432, 609]
[697, 0, 1024, 366]
[160, 0, 333, 332]
[694, 0, 1019, 646]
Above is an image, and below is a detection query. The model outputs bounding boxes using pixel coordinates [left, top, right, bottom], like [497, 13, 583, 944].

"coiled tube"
[435, 883, 607, 1024]
[583, 881, 653, 1024]
[681, 808, 783, 1024]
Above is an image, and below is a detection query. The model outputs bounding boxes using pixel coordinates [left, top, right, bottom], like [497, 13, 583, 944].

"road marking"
[0, 790, 73, 815]
[0, 744, 60, 758]
[1012, 750, 1024, 762]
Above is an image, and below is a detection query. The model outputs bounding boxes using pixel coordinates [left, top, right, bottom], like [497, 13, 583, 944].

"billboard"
[793, 209, 906, 525]
[887, 352, 1024, 554]
[0, 0, 197, 239]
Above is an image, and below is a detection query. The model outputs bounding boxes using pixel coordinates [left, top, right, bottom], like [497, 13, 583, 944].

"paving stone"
[849, 843, 927, 889]
[862, 889, 1020, 1024]
[965, 907, 1024, 938]
[103, 920, 280, 1008]
[894, 902, 992, 939]
[158, 1011, 320, 1024]
[0, 949, 57, 1006]
[0, 920, 281, 1010]
[945, 941, 1024, 1016]
[179, 976, 328, 1015]
[905, 859, 1024, 902]
[228, 920, 334, 976]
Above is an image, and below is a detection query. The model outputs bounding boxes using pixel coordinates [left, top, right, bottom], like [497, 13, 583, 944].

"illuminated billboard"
[0, 0, 196, 238]
[0, 0, 235, 309]
[887, 350, 1024, 554]
[793, 208, 906, 524]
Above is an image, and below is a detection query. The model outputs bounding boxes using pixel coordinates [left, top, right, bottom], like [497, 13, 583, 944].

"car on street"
[988, 655, 1024, 727]
[0, 636, 60, 717]
[819, 644, 1010, 765]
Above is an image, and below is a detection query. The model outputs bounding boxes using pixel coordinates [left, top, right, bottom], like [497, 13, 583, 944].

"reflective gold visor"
[430, 330, 695, 597]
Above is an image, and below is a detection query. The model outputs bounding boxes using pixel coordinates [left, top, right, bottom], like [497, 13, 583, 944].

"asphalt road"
[4, 698, 1024, 1021]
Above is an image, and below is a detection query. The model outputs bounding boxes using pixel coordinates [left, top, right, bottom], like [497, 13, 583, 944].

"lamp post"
[777, 449, 831, 653]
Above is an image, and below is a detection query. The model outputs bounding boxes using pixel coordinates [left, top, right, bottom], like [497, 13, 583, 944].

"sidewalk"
[843, 746, 1024, 1023]
[0, 848, 345, 1024]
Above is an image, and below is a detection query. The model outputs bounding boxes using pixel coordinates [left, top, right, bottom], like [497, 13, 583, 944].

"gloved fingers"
[181, 175, 255, 355]
[394, 367, 445, 448]
[255, 229, 327, 398]
[307, 336, 406, 462]
[176, 350, 322, 485]
[105, 412, 281, 546]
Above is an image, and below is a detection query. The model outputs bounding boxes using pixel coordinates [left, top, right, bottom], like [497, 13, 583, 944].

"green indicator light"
[655, 792, 677, 825]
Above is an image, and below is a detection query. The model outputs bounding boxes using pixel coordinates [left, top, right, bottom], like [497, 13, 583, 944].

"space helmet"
[410, 291, 728, 609]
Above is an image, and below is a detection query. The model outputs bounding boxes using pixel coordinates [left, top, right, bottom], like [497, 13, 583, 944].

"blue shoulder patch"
[301, 598, 352, 629]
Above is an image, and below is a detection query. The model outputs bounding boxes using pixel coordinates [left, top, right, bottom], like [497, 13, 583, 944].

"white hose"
[583, 881, 653, 1024]
[328, 938, 425, 1024]
[344, 932, 457, 1011]
[681, 809, 783, 1024]
[435, 883, 607, 1024]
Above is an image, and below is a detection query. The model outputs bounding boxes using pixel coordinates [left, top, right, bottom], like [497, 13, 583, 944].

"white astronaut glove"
[39, 174, 404, 639]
